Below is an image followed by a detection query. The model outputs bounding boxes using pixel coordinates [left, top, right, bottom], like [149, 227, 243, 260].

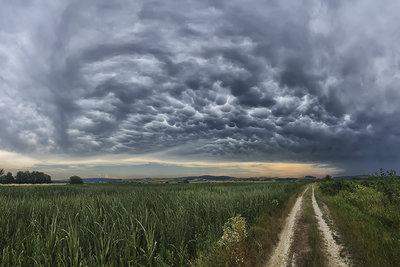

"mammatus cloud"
[1, 0, 400, 176]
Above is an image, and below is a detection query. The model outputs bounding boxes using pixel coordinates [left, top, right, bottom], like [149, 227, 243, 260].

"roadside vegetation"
[195, 185, 306, 267]
[316, 169, 400, 267]
[0, 182, 304, 266]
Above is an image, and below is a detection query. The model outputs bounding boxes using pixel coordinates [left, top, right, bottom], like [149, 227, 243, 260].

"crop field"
[0, 182, 304, 266]
[317, 178, 400, 267]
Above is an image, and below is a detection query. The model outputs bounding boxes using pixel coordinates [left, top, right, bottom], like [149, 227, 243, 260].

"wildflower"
[217, 214, 247, 248]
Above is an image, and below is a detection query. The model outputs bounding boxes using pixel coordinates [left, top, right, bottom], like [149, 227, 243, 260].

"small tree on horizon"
[69, 176, 84, 184]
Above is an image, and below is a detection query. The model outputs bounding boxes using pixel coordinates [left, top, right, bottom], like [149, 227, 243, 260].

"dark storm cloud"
[1, 0, 400, 173]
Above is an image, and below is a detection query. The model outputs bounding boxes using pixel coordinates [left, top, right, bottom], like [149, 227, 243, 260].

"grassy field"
[316, 178, 400, 267]
[0, 182, 304, 266]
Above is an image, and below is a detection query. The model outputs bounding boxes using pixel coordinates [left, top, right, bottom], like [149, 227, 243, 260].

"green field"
[317, 178, 400, 267]
[0, 182, 304, 266]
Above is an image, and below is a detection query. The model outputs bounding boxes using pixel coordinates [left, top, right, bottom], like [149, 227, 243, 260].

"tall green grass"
[0, 182, 303, 266]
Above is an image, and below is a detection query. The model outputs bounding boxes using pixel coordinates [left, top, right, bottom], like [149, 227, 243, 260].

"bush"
[69, 176, 83, 184]
[367, 169, 400, 203]
[217, 214, 248, 265]
[319, 180, 354, 195]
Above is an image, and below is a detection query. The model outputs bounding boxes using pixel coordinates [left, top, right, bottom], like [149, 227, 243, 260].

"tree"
[15, 171, 28, 184]
[15, 171, 51, 184]
[5, 172, 14, 184]
[323, 175, 333, 181]
[0, 170, 15, 184]
[43, 173, 51, 183]
[369, 168, 398, 179]
[69, 176, 83, 184]
[0, 169, 5, 184]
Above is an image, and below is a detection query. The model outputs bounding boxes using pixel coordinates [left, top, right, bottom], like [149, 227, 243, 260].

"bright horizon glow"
[0, 150, 341, 180]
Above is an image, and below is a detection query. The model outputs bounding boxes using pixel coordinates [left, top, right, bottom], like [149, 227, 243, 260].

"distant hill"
[55, 175, 321, 183]
[82, 178, 124, 183]
[53, 177, 124, 183]
[128, 175, 310, 182]
[174, 175, 238, 182]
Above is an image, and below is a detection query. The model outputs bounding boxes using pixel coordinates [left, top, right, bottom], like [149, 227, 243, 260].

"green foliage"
[0, 172, 14, 184]
[0, 182, 303, 266]
[15, 171, 51, 184]
[69, 175, 84, 184]
[5, 172, 14, 184]
[0, 169, 9, 184]
[322, 174, 332, 181]
[319, 180, 354, 195]
[0, 170, 5, 184]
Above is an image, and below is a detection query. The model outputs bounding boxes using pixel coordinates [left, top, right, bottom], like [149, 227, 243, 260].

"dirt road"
[266, 184, 352, 267]
[266, 187, 308, 266]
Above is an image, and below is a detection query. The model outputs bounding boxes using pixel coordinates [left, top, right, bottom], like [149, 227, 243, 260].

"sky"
[1, 0, 400, 179]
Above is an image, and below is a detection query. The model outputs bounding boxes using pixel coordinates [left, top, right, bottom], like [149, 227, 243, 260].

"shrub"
[216, 214, 248, 265]
[69, 176, 83, 184]
[319, 180, 354, 195]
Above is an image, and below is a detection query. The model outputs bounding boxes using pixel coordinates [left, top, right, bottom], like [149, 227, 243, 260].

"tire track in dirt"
[266, 187, 309, 267]
[311, 184, 351, 267]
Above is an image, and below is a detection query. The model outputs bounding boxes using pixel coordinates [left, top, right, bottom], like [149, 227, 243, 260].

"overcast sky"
[1, 0, 400, 179]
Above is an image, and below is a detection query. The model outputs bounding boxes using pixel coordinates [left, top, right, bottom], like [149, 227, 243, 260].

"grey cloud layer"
[1, 0, 400, 173]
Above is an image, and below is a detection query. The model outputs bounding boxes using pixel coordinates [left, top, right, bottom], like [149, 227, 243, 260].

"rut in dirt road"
[266, 187, 309, 267]
[266, 184, 351, 267]
[311, 184, 351, 267]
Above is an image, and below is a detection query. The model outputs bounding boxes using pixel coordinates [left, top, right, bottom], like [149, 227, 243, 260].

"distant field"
[0, 182, 304, 266]
[0, 183, 67, 186]
[317, 178, 400, 267]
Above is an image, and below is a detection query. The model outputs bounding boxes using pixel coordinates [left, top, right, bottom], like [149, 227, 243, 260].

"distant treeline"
[0, 169, 51, 184]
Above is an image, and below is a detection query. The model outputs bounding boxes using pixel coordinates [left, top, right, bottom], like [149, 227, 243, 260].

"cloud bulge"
[1, 0, 400, 178]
